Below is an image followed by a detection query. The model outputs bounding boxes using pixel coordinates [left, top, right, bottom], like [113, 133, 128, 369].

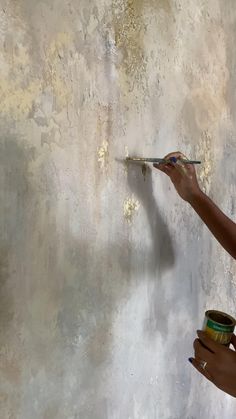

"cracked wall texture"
[0, 1, 236, 418]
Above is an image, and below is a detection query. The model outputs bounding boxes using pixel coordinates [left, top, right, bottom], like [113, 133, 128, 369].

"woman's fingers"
[153, 163, 174, 176]
[189, 357, 214, 382]
[163, 151, 196, 176]
[153, 161, 185, 186]
[193, 338, 215, 364]
[197, 330, 227, 354]
[163, 151, 183, 160]
[160, 152, 192, 177]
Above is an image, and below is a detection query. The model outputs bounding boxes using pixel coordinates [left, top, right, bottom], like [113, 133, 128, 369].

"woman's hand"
[153, 151, 201, 202]
[189, 330, 236, 397]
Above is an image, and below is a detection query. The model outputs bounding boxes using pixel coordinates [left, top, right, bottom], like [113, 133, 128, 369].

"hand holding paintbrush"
[126, 156, 201, 164]
[126, 151, 201, 202]
[152, 151, 201, 202]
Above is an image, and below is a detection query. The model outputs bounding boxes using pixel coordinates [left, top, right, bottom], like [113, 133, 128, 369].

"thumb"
[230, 334, 236, 350]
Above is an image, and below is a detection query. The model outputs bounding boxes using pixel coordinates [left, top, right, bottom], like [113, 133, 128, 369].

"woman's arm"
[154, 151, 236, 259]
[189, 189, 236, 259]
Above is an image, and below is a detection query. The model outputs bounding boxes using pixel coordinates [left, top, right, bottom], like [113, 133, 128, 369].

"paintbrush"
[126, 157, 201, 164]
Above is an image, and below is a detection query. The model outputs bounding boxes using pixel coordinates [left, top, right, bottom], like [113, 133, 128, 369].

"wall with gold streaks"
[0, 1, 236, 418]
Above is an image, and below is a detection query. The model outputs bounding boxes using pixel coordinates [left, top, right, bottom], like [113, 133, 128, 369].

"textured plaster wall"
[0, 1, 236, 418]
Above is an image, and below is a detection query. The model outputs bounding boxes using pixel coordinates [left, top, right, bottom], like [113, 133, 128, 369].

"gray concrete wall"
[0, 1, 236, 418]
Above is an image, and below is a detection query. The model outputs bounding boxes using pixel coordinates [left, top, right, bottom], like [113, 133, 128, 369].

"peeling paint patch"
[123, 196, 140, 223]
[112, 0, 147, 92]
[98, 140, 109, 170]
[112, 0, 172, 96]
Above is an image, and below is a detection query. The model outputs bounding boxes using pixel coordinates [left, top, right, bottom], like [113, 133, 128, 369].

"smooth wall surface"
[0, 1, 236, 418]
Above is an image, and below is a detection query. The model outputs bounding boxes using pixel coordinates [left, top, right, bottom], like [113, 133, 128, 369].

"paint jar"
[203, 310, 236, 346]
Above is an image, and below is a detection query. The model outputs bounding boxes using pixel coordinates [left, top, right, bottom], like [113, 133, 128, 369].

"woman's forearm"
[189, 190, 236, 259]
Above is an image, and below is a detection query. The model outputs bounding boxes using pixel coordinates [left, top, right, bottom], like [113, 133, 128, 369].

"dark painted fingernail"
[170, 156, 177, 163]
[188, 358, 193, 364]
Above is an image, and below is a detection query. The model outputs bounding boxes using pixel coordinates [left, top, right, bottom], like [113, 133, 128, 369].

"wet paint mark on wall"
[97, 140, 109, 171]
[123, 196, 140, 223]
[196, 130, 213, 194]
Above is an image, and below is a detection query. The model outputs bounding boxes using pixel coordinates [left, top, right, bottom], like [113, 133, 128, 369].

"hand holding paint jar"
[189, 310, 236, 398]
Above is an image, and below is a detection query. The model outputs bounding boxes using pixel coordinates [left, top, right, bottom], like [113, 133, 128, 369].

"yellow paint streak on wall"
[96, 104, 112, 171]
[0, 78, 42, 118]
[98, 140, 109, 171]
[45, 32, 72, 108]
[0, 32, 72, 119]
[47, 33, 72, 57]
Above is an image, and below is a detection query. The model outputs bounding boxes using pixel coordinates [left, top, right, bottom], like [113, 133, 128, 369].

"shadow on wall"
[0, 243, 13, 340]
[55, 160, 176, 416]
[0, 136, 34, 344]
[0, 136, 176, 414]
[127, 162, 175, 273]
[126, 162, 176, 338]
[57, 162, 176, 347]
